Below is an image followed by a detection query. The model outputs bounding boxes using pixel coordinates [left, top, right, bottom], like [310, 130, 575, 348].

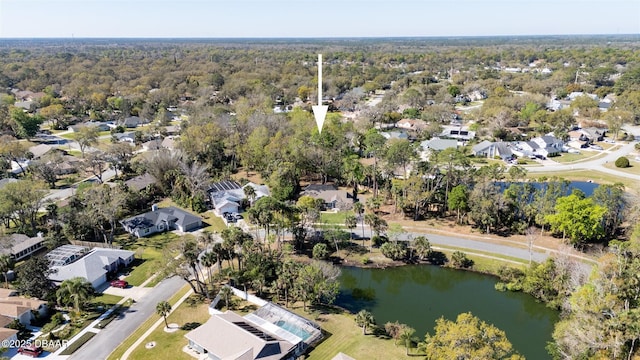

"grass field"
[550, 151, 604, 164]
[301, 305, 408, 360]
[124, 247, 165, 286]
[603, 158, 640, 175]
[90, 293, 124, 308]
[321, 211, 354, 225]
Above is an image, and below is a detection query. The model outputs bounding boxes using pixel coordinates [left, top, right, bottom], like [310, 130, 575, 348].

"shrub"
[380, 242, 407, 261]
[312, 243, 329, 260]
[181, 322, 201, 330]
[371, 235, 388, 247]
[450, 251, 474, 268]
[615, 156, 630, 168]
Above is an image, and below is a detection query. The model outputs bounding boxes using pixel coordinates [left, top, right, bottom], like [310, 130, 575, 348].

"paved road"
[69, 276, 184, 360]
[526, 140, 640, 180]
[524, 125, 640, 181]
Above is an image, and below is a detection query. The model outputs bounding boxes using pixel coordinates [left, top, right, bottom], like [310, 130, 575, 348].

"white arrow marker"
[312, 53, 328, 134]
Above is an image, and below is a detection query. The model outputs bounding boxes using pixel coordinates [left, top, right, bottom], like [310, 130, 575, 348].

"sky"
[0, 0, 639, 38]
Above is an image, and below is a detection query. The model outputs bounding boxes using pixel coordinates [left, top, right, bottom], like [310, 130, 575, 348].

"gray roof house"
[28, 144, 54, 159]
[301, 184, 353, 211]
[472, 140, 496, 158]
[420, 137, 458, 161]
[121, 116, 149, 128]
[47, 246, 135, 288]
[185, 311, 297, 360]
[186, 301, 321, 360]
[440, 126, 475, 141]
[208, 180, 270, 215]
[113, 132, 136, 143]
[422, 137, 458, 151]
[0, 233, 45, 262]
[124, 173, 156, 192]
[120, 206, 203, 238]
[532, 136, 563, 156]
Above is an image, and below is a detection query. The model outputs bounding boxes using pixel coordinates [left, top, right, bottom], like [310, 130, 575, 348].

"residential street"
[67, 276, 184, 360]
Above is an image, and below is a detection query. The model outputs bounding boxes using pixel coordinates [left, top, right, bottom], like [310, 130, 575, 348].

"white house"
[208, 181, 270, 215]
[120, 206, 203, 238]
[47, 246, 135, 289]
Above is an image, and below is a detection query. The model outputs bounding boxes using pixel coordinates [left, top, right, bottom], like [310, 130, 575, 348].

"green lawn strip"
[320, 211, 353, 225]
[59, 133, 76, 140]
[434, 247, 527, 274]
[299, 306, 407, 360]
[106, 284, 191, 360]
[59, 331, 96, 355]
[125, 247, 164, 286]
[127, 297, 211, 360]
[200, 212, 226, 232]
[551, 152, 596, 163]
[91, 293, 124, 307]
[94, 299, 133, 330]
[603, 160, 640, 175]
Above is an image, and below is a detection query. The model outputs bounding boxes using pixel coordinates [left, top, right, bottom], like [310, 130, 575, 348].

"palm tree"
[413, 236, 432, 261]
[398, 326, 417, 355]
[156, 301, 172, 328]
[56, 277, 94, 313]
[0, 255, 14, 289]
[243, 185, 256, 206]
[355, 309, 375, 335]
[219, 286, 233, 310]
[345, 213, 357, 240]
[201, 251, 216, 283]
[353, 201, 365, 240]
[211, 242, 225, 271]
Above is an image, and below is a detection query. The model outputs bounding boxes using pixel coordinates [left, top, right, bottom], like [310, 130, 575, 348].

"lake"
[336, 265, 558, 359]
[497, 180, 599, 197]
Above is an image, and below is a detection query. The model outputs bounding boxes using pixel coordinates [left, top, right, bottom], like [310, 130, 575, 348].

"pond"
[496, 180, 599, 197]
[336, 265, 558, 359]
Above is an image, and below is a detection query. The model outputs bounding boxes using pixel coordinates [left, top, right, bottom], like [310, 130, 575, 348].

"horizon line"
[1, 33, 639, 40]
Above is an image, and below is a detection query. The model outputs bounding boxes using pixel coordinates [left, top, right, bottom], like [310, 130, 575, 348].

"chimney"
[151, 204, 158, 212]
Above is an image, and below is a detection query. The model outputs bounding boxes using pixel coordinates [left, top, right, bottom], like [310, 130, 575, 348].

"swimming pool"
[275, 320, 312, 341]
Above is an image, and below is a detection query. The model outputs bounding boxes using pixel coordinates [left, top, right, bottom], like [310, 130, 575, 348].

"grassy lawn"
[551, 152, 603, 164]
[321, 211, 353, 225]
[124, 247, 165, 286]
[603, 158, 640, 175]
[127, 296, 211, 360]
[200, 211, 227, 233]
[107, 285, 191, 360]
[91, 293, 124, 307]
[300, 305, 407, 360]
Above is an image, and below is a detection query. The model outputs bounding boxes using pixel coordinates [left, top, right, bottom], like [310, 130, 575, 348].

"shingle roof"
[121, 206, 202, 231]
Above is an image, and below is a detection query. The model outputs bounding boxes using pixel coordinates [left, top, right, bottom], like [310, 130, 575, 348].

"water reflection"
[336, 264, 558, 359]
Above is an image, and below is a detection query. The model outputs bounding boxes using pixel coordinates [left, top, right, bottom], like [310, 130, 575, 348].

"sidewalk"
[49, 296, 132, 359]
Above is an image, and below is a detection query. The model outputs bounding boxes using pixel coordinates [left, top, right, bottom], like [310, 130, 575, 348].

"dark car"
[234, 213, 243, 220]
[18, 345, 43, 358]
[110, 279, 128, 288]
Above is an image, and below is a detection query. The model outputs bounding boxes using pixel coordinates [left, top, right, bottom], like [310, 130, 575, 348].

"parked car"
[110, 279, 128, 288]
[18, 345, 43, 358]
[234, 213, 243, 220]
[590, 144, 603, 150]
